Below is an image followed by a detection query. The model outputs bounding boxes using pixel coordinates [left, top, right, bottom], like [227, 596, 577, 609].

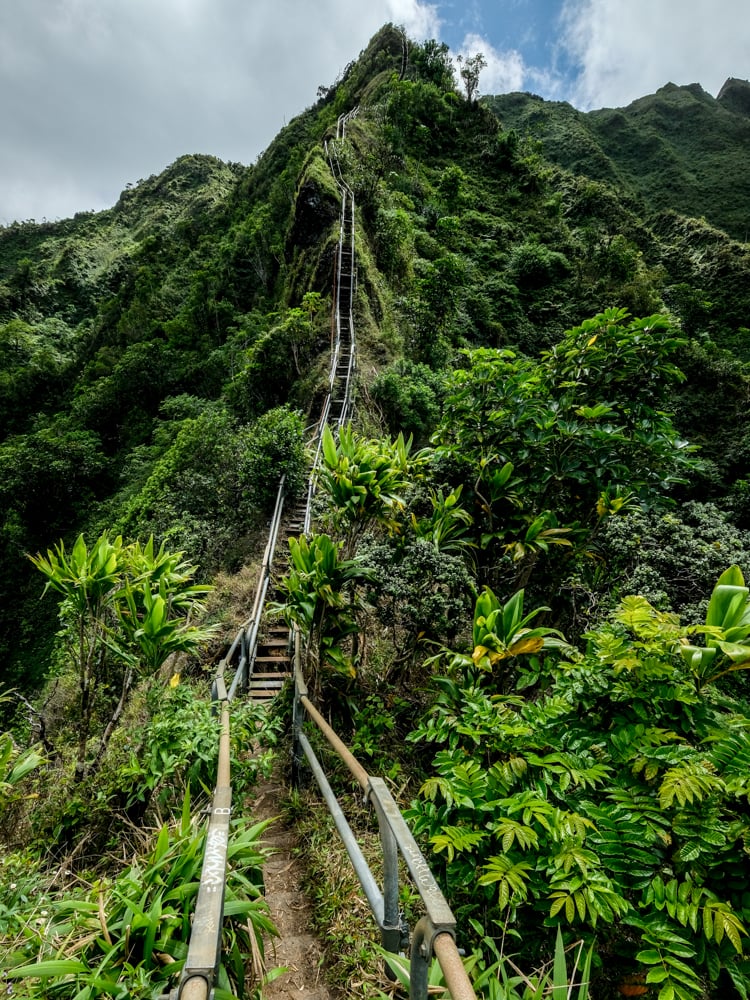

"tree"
[432, 309, 697, 590]
[410, 39, 456, 91]
[457, 53, 487, 103]
[30, 533, 214, 779]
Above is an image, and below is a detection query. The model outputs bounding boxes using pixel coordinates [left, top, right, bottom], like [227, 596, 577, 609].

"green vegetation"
[486, 80, 750, 242]
[405, 573, 750, 998]
[3, 801, 274, 999]
[2, 21, 750, 1000]
[29, 532, 215, 779]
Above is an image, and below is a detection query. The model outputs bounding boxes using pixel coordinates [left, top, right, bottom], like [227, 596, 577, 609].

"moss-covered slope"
[486, 79, 750, 242]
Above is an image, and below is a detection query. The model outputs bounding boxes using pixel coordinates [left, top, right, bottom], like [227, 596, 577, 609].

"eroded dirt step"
[252, 773, 337, 1000]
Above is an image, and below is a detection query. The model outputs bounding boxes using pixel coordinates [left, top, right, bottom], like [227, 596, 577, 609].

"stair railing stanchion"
[239, 631, 248, 692]
[291, 626, 306, 790]
[410, 917, 434, 1000]
[370, 793, 404, 978]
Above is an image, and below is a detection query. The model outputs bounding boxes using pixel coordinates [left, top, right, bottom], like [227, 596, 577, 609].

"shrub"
[237, 405, 307, 511]
[598, 501, 750, 621]
[370, 359, 443, 443]
[407, 571, 750, 998]
[508, 241, 571, 289]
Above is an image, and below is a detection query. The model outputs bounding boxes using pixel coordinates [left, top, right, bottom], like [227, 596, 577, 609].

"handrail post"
[292, 627, 306, 789]
[370, 791, 403, 978]
[410, 919, 475, 1000]
[240, 630, 248, 692]
[410, 917, 433, 1000]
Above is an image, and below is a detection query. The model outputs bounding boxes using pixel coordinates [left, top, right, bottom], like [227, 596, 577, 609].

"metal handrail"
[291, 642, 476, 1000]
[305, 117, 357, 530]
[289, 115, 475, 993]
[170, 479, 287, 1000]
[173, 702, 232, 1000]
[172, 107, 360, 1000]
[228, 477, 287, 700]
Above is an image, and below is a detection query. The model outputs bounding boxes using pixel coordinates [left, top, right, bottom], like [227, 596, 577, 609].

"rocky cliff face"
[717, 77, 750, 116]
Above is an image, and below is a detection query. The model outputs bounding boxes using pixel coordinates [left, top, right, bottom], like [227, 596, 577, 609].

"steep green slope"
[486, 78, 750, 242]
[5, 23, 750, 1000]
[0, 22, 748, 690]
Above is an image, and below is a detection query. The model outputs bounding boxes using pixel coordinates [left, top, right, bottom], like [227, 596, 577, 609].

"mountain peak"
[717, 77, 750, 116]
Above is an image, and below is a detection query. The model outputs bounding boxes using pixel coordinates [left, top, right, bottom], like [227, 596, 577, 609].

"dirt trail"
[251, 770, 336, 1000]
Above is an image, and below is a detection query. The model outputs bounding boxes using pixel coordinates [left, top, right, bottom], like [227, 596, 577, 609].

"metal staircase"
[247, 624, 290, 701]
[247, 501, 306, 702]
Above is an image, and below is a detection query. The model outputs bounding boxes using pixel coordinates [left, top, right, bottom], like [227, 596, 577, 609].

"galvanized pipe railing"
[173, 108, 359, 998]
[170, 478, 287, 1000]
[288, 107, 475, 999]
[292, 641, 477, 1000]
[228, 476, 286, 700]
[329, 113, 357, 433]
[172, 701, 232, 1000]
[305, 116, 357, 533]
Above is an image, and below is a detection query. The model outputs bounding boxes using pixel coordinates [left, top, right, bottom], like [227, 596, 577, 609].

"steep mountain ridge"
[0, 21, 748, 699]
[718, 76, 750, 116]
[4, 27, 750, 1000]
[486, 77, 750, 241]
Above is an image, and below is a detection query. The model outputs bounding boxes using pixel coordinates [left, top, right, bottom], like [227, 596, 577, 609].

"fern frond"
[658, 759, 725, 809]
[489, 816, 539, 852]
[478, 854, 533, 910]
[430, 825, 486, 862]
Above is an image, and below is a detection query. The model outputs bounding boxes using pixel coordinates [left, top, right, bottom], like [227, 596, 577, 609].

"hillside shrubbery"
[2, 24, 750, 1000]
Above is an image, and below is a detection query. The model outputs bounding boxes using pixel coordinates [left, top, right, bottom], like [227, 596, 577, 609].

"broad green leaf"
[636, 949, 663, 964]
[5, 960, 88, 978]
[551, 925, 568, 999]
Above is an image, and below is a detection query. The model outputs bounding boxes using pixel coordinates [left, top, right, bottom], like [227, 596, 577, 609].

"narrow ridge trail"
[236, 112, 357, 1000]
[252, 771, 337, 1000]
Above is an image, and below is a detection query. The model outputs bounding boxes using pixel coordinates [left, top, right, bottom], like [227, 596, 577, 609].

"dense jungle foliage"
[2, 21, 750, 1000]
[486, 78, 750, 243]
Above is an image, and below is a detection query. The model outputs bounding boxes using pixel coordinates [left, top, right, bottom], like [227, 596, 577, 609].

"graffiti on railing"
[201, 826, 230, 893]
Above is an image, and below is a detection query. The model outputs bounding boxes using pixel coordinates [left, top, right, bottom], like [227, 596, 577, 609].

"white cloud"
[456, 32, 526, 96]
[386, 0, 441, 39]
[0, 0, 440, 223]
[560, 0, 750, 109]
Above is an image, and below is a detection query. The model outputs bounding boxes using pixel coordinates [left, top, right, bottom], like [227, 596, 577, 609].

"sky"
[0, 0, 747, 225]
